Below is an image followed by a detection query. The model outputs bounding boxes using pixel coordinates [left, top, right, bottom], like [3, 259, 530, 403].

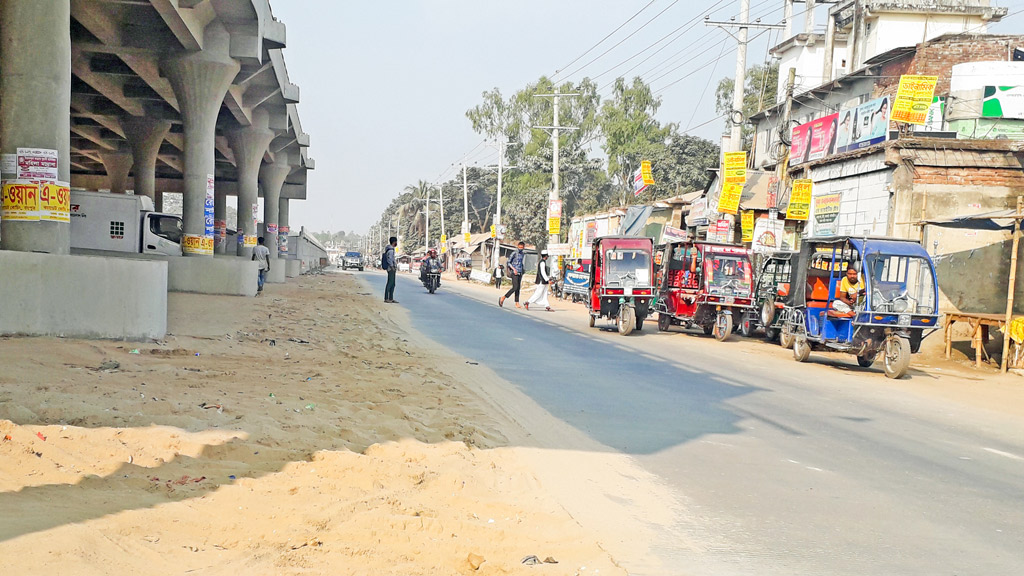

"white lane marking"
[805, 466, 824, 472]
[982, 447, 1024, 461]
[786, 459, 800, 464]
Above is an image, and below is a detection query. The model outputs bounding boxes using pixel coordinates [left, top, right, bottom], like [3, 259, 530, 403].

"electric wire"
[551, 0, 659, 81]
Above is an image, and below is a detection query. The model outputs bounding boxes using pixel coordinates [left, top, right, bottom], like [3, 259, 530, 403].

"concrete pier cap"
[160, 20, 240, 258]
[119, 116, 172, 203]
[99, 149, 133, 194]
[228, 107, 275, 259]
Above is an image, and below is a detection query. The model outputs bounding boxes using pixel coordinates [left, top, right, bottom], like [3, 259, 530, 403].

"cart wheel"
[588, 314, 596, 328]
[780, 326, 796, 349]
[765, 327, 780, 342]
[857, 353, 876, 368]
[739, 316, 754, 338]
[793, 338, 811, 362]
[713, 313, 732, 342]
[883, 336, 911, 379]
[658, 313, 671, 332]
[702, 324, 713, 336]
[618, 306, 635, 336]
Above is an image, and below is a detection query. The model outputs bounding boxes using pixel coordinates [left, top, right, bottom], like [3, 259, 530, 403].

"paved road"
[366, 271, 1024, 575]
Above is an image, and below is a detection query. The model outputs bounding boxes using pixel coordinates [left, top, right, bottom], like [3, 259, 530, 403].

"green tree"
[715, 62, 779, 150]
[599, 77, 671, 205]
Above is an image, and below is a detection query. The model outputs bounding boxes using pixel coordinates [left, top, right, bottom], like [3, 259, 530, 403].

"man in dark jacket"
[499, 241, 526, 308]
[383, 237, 398, 303]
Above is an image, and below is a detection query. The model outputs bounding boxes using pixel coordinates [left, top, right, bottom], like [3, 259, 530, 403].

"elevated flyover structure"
[0, 0, 314, 339]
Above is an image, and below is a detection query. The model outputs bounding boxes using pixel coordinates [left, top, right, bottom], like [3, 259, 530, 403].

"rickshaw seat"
[807, 301, 830, 309]
[827, 309, 856, 318]
[808, 277, 831, 301]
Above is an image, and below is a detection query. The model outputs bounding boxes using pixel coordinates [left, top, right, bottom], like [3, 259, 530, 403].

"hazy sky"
[273, 0, 1023, 235]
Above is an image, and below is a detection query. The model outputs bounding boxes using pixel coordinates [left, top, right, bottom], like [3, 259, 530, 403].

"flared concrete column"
[161, 21, 239, 257]
[227, 108, 274, 258]
[0, 0, 71, 254]
[120, 116, 171, 202]
[259, 156, 290, 278]
[100, 150, 132, 194]
[278, 197, 290, 258]
[154, 190, 164, 212]
[214, 186, 227, 254]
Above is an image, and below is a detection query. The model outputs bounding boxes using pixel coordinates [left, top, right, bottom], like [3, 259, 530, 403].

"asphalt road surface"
[366, 271, 1024, 575]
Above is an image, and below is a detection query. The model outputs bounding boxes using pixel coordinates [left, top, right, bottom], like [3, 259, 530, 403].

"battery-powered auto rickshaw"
[588, 237, 654, 335]
[454, 256, 473, 280]
[654, 241, 755, 341]
[779, 237, 940, 379]
[740, 251, 796, 341]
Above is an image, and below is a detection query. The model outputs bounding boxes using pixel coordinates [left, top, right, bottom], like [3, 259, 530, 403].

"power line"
[684, 40, 728, 131]
[551, 0, 659, 81]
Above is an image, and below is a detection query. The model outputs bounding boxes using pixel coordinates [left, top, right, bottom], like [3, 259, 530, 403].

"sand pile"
[0, 273, 624, 575]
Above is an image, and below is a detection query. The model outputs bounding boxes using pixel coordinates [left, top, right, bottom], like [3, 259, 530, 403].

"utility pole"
[705, 1, 785, 152]
[462, 163, 469, 239]
[534, 86, 579, 249]
[424, 194, 430, 254]
[436, 184, 446, 269]
[493, 138, 505, 272]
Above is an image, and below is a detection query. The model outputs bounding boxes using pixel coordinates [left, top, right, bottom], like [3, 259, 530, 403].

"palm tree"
[399, 180, 436, 245]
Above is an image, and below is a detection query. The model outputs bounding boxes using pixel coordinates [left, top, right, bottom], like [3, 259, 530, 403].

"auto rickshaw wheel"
[857, 353, 876, 367]
[702, 324, 713, 336]
[635, 315, 645, 332]
[883, 336, 911, 379]
[658, 313, 671, 332]
[618, 306, 635, 336]
[780, 326, 796, 349]
[712, 313, 732, 342]
[588, 314, 596, 328]
[765, 327, 780, 342]
[793, 338, 811, 362]
[740, 315, 754, 338]
[761, 300, 775, 326]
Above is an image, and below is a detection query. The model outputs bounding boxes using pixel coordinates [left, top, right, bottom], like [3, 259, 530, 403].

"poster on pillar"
[39, 181, 70, 223]
[1, 180, 40, 221]
[16, 148, 58, 182]
[204, 175, 215, 238]
[183, 234, 213, 255]
[215, 219, 227, 246]
[279, 226, 289, 256]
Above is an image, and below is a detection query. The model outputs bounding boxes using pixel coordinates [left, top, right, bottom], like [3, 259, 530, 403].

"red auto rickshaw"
[587, 236, 655, 336]
[654, 241, 754, 341]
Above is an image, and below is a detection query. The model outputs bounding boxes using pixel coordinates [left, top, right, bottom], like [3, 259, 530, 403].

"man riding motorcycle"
[420, 249, 442, 288]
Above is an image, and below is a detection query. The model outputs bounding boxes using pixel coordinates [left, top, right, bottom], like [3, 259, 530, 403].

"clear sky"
[272, 0, 1023, 236]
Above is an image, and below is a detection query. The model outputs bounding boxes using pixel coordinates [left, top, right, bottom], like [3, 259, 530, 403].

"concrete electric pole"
[534, 86, 579, 249]
[705, 0, 785, 152]
[462, 162, 469, 240]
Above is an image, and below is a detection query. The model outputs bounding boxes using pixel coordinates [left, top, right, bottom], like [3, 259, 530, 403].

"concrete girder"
[72, 47, 146, 116]
[70, 124, 119, 152]
[227, 107, 274, 257]
[161, 19, 239, 257]
[120, 116, 172, 201]
[99, 150, 133, 194]
[149, 0, 216, 52]
[68, 173, 307, 199]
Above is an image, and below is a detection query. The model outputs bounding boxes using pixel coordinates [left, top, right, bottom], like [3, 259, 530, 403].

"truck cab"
[70, 190, 183, 256]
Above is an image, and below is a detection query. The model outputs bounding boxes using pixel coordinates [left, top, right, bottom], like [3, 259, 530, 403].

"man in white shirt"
[252, 236, 271, 294]
[525, 251, 553, 311]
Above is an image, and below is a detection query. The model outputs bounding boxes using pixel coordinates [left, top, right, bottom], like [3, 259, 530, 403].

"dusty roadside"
[0, 273, 639, 575]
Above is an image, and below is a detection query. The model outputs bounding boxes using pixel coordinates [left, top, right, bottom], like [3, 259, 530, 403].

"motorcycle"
[422, 260, 442, 294]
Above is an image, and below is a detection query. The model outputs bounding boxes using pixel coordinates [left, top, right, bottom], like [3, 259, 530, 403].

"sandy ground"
[0, 273, 635, 576]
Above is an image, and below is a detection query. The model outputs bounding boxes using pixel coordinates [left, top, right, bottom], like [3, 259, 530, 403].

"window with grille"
[110, 221, 125, 239]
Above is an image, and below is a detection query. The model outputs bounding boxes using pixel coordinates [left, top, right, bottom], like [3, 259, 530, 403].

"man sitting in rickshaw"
[833, 266, 864, 314]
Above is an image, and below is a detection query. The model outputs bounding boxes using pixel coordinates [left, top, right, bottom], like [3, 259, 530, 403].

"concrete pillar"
[99, 150, 132, 194]
[227, 108, 274, 259]
[154, 190, 164, 212]
[161, 21, 239, 257]
[214, 186, 227, 254]
[259, 155, 290, 280]
[0, 0, 71, 254]
[278, 197, 290, 259]
[120, 116, 171, 202]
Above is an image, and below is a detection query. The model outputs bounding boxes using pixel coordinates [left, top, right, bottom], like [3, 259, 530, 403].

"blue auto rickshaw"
[780, 237, 940, 378]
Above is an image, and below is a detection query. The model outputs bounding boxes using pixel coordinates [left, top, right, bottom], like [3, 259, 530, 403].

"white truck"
[70, 190, 183, 256]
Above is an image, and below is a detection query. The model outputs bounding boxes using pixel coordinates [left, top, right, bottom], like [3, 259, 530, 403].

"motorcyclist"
[420, 249, 441, 287]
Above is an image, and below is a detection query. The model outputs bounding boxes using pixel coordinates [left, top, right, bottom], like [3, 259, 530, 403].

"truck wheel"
[658, 313, 671, 332]
[713, 313, 732, 342]
[618, 306, 635, 336]
[793, 338, 811, 362]
[883, 336, 911, 379]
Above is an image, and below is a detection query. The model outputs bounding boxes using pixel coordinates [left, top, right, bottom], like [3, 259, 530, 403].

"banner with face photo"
[791, 113, 840, 166]
[837, 96, 890, 154]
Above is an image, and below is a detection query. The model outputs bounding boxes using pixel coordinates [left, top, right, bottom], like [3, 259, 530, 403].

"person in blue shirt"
[499, 241, 526, 308]
[383, 237, 398, 303]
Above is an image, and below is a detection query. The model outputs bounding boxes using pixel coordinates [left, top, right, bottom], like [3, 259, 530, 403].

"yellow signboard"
[787, 179, 813, 221]
[183, 234, 214, 255]
[892, 75, 938, 125]
[440, 234, 447, 243]
[741, 211, 755, 243]
[548, 217, 561, 235]
[717, 182, 743, 215]
[490, 224, 496, 238]
[463, 232, 471, 244]
[1, 180, 39, 221]
[39, 181, 70, 222]
[640, 160, 655, 185]
[244, 235, 257, 248]
[723, 151, 747, 184]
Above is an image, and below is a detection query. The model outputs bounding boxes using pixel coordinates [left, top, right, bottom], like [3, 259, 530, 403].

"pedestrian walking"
[383, 236, 399, 303]
[525, 250, 552, 311]
[494, 260, 504, 290]
[252, 236, 271, 294]
[499, 242, 526, 308]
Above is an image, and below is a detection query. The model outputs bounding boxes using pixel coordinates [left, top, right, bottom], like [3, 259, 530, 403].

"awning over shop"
[924, 209, 1019, 231]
